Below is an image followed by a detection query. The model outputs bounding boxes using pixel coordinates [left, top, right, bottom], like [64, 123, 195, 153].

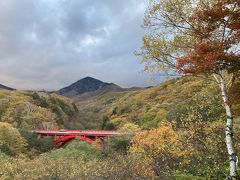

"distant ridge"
[0, 84, 15, 90]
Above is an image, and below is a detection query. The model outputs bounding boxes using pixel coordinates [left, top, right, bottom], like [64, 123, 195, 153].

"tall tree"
[138, 0, 240, 178]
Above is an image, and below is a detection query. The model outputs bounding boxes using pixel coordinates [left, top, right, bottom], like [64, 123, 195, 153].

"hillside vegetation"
[76, 76, 240, 130]
[0, 90, 80, 156]
[73, 76, 240, 178]
[1, 77, 240, 179]
[0, 90, 79, 130]
[75, 91, 130, 129]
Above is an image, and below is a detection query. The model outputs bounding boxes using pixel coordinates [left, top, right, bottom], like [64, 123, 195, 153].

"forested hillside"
[0, 90, 80, 156]
[1, 76, 240, 179]
[75, 76, 240, 130]
[0, 90, 79, 130]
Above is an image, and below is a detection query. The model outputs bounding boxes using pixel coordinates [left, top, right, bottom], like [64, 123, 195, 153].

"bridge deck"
[33, 130, 123, 137]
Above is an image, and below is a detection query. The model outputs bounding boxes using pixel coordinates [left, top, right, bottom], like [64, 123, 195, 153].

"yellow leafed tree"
[0, 122, 27, 156]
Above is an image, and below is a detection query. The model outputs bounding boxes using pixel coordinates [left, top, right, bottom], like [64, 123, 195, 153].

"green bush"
[31, 92, 49, 108]
[20, 130, 55, 153]
[47, 141, 101, 161]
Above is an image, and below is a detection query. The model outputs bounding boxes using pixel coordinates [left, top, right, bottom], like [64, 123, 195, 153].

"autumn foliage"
[177, 41, 240, 74]
[138, 0, 240, 178]
[177, 0, 240, 75]
[130, 123, 194, 173]
[130, 121, 240, 177]
[0, 122, 27, 156]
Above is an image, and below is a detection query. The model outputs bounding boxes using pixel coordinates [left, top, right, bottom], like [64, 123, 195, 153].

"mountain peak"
[56, 77, 142, 98]
[57, 77, 112, 97]
[82, 76, 96, 80]
[76, 76, 104, 84]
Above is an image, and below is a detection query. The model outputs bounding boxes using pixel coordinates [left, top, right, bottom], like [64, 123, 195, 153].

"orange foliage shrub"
[130, 124, 194, 174]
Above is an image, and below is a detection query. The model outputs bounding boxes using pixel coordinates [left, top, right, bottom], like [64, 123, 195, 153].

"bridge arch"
[55, 135, 95, 148]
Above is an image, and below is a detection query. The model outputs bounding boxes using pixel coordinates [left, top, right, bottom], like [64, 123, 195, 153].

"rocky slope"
[57, 77, 122, 97]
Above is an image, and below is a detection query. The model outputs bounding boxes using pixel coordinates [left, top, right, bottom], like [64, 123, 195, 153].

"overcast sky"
[0, 0, 162, 90]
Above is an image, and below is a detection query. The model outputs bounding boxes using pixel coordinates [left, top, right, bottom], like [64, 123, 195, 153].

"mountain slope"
[0, 90, 79, 130]
[0, 84, 15, 90]
[74, 83, 129, 101]
[74, 76, 240, 130]
[74, 91, 131, 129]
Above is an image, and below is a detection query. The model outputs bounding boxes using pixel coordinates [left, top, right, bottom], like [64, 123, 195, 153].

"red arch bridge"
[33, 130, 127, 148]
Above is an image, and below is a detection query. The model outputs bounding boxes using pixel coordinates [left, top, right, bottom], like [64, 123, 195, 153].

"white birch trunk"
[219, 71, 238, 179]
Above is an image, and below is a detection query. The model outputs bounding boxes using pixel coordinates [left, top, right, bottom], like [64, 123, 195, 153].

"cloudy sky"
[0, 0, 162, 90]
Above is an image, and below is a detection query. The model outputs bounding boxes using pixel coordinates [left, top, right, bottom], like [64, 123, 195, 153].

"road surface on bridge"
[33, 130, 123, 136]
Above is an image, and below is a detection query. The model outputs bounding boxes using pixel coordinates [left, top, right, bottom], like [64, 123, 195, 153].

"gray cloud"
[0, 0, 161, 90]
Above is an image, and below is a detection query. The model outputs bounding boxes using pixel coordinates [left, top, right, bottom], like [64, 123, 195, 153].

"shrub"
[0, 122, 27, 156]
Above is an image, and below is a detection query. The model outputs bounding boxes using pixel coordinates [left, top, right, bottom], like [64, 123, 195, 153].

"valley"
[1, 75, 240, 179]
